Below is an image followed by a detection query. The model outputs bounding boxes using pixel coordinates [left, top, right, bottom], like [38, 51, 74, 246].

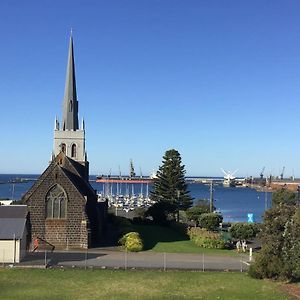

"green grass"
[132, 224, 237, 256]
[0, 269, 290, 300]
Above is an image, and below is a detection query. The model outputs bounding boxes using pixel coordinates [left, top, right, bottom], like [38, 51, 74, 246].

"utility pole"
[210, 181, 214, 212]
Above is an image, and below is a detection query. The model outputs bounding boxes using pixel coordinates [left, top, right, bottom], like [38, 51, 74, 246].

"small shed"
[0, 205, 28, 263]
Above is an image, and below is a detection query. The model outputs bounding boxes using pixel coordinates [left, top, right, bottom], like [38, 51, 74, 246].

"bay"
[0, 174, 272, 222]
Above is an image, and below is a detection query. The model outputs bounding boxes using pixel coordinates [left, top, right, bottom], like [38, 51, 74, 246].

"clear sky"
[1, 0, 300, 177]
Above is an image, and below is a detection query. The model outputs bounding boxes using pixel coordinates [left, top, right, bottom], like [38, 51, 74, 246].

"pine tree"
[151, 149, 193, 221]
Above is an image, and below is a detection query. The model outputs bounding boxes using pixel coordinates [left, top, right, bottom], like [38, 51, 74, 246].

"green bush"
[248, 245, 287, 280]
[198, 213, 223, 231]
[169, 221, 188, 235]
[186, 205, 210, 225]
[187, 227, 227, 249]
[145, 201, 176, 225]
[230, 223, 260, 240]
[119, 232, 143, 252]
[109, 214, 133, 235]
[248, 195, 300, 281]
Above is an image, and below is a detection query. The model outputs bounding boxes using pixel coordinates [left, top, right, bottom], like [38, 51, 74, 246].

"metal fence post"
[240, 253, 243, 272]
[125, 250, 128, 270]
[85, 248, 88, 270]
[44, 249, 47, 268]
[163, 252, 166, 271]
[202, 253, 205, 272]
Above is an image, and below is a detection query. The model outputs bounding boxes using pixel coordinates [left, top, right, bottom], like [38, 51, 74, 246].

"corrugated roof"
[0, 218, 26, 239]
[0, 205, 27, 218]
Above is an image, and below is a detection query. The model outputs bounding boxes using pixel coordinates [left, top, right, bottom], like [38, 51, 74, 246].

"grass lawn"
[0, 269, 290, 300]
[132, 224, 237, 256]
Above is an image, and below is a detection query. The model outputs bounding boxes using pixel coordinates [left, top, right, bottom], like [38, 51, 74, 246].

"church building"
[23, 35, 106, 249]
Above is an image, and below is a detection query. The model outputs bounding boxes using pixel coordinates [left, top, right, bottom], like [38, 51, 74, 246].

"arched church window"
[61, 143, 66, 154]
[71, 144, 77, 158]
[45, 185, 67, 219]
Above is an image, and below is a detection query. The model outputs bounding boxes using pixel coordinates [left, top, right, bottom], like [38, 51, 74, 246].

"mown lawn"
[0, 269, 290, 300]
[132, 224, 237, 256]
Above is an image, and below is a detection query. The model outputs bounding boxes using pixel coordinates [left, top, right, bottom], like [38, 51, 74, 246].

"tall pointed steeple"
[62, 34, 79, 131]
[53, 34, 87, 169]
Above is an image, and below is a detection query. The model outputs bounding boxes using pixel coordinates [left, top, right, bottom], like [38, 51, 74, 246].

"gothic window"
[71, 144, 77, 158]
[45, 185, 67, 219]
[69, 100, 73, 112]
[61, 143, 66, 154]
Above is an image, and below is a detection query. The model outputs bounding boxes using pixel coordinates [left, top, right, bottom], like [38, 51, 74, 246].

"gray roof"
[0, 206, 27, 239]
[0, 205, 27, 218]
[0, 218, 26, 239]
[62, 35, 79, 131]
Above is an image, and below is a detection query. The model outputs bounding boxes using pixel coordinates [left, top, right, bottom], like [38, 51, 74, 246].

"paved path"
[19, 249, 250, 271]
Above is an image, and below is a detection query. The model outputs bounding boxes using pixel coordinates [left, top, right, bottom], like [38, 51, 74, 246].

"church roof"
[22, 152, 96, 203]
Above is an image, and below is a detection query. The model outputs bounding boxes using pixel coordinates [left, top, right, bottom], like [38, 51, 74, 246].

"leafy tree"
[282, 206, 300, 279]
[230, 223, 260, 240]
[272, 188, 296, 206]
[186, 201, 210, 226]
[151, 149, 193, 221]
[145, 201, 176, 224]
[198, 213, 223, 231]
[249, 189, 299, 280]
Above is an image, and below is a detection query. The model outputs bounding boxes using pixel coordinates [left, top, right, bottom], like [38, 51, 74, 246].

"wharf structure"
[22, 35, 107, 249]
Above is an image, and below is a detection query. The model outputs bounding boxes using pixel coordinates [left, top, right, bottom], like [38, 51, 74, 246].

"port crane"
[260, 167, 265, 179]
[221, 168, 238, 180]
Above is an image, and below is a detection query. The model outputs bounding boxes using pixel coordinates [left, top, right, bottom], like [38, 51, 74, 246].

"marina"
[0, 174, 273, 222]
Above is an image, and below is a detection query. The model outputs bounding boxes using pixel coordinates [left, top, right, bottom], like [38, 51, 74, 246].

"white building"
[0, 205, 28, 263]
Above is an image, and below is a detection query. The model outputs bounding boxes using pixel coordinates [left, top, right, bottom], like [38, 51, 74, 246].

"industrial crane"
[260, 167, 265, 179]
[280, 166, 285, 180]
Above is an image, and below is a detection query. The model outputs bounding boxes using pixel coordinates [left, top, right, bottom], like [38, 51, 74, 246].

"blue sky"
[1, 0, 300, 177]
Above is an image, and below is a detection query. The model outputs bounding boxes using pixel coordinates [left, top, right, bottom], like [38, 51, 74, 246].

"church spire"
[62, 34, 79, 131]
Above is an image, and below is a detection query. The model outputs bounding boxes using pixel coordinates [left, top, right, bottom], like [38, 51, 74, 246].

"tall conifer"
[151, 149, 193, 219]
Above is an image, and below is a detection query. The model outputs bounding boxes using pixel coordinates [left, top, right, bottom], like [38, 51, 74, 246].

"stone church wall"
[26, 165, 89, 249]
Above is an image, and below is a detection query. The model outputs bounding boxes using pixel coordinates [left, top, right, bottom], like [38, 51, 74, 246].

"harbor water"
[0, 174, 272, 222]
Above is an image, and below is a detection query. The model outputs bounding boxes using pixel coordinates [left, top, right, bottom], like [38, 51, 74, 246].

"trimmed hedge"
[187, 227, 227, 249]
[119, 232, 143, 252]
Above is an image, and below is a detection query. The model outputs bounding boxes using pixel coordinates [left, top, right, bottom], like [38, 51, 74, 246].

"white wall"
[0, 235, 28, 263]
[0, 240, 20, 263]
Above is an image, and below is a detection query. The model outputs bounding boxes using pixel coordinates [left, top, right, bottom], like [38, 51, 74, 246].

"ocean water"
[0, 174, 272, 222]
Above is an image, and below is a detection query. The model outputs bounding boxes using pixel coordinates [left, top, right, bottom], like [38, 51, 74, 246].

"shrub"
[248, 202, 300, 281]
[187, 227, 227, 249]
[230, 223, 260, 240]
[186, 206, 209, 225]
[145, 201, 176, 225]
[248, 245, 287, 280]
[169, 221, 188, 235]
[119, 232, 143, 252]
[109, 214, 133, 235]
[198, 213, 223, 231]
